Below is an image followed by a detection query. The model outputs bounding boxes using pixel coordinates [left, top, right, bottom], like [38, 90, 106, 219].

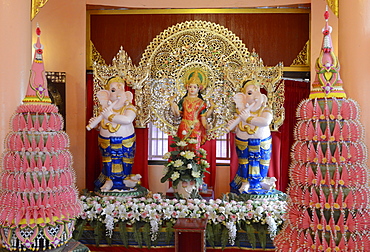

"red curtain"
[229, 79, 310, 192]
[229, 132, 238, 185]
[202, 139, 216, 187]
[132, 128, 149, 188]
[268, 132, 282, 186]
[86, 73, 102, 191]
[276, 79, 310, 192]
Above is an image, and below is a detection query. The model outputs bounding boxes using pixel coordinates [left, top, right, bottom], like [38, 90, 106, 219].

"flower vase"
[173, 180, 198, 198]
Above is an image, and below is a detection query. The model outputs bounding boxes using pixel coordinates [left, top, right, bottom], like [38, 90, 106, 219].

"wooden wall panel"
[90, 12, 309, 66]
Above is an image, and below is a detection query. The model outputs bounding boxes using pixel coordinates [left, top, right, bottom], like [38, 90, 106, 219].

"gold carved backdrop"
[93, 20, 284, 137]
[88, 10, 309, 134]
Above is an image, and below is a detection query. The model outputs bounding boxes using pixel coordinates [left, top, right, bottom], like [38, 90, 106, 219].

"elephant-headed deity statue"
[87, 76, 138, 192]
[227, 79, 274, 194]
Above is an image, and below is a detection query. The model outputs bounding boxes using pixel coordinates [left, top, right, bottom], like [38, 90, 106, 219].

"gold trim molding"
[284, 66, 309, 72]
[31, 0, 49, 20]
[88, 8, 310, 16]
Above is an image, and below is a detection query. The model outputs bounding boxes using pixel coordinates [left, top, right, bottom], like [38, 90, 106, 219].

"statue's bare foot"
[101, 180, 113, 191]
[239, 181, 250, 194]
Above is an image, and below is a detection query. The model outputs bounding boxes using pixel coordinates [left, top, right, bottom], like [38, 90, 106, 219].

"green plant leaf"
[190, 188, 200, 199]
[239, 194, 249, 201]
[176, 166, 188, 171]
[213, 223, 221, 245]
[106, 234, 112, 246]
[161, 173, 172, 183]
[245, 224, 256, 249]
[133, 222, 143, 248]
[221, 226, 229, 250]
[221, 194, 228, 201]
[195, 177, 202, 186]
[173, 179, 180, 187]
[72, 219, 87, 241]
[256, 224, 267, 249]
[143, 222, 151, 249]
[118, 221, 129, 248]
[181, 174, 192, 180]
[206, 223, 215, 247]
[165, 221, 174, 244]
[92, 221, 103, 247]
[235, 233, 241, 248]
[228, 193, 238, 201]
[192, 164, 199, 172]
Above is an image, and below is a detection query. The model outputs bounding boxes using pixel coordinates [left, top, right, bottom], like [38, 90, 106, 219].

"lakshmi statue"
[227, 80, 273, 194]
[170, 69, 214, 150]
[87, 76, 137, 191]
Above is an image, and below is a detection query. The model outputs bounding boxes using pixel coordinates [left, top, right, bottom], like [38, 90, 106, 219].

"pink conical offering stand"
[274, 8, 370, 251]
[0, 26, 82, 251]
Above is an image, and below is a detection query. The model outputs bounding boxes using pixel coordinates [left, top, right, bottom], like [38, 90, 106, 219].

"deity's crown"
[104, 76, 125, 90]
[184, 68, 208, 91]
[240, 79, 260, 93]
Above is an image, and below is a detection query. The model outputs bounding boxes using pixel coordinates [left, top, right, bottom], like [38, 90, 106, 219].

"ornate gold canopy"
[92, 20, 284, 137]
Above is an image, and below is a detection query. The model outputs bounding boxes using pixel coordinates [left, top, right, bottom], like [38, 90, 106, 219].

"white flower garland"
[79, 195, 287, 243]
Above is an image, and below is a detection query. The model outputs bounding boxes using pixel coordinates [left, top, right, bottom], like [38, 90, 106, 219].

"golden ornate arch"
[92, 20, 284, 137]
[137, 20, 284, 137]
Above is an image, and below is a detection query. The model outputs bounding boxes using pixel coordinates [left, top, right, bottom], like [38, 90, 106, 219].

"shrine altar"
[73, 193, 286, 251]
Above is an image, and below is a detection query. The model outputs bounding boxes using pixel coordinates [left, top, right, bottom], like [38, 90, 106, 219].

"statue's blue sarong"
[94, 133, 136, 190]
[230, 135, 272, 193]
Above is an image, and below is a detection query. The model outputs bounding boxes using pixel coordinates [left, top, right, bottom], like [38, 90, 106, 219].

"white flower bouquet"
[160, 136, 210, 188]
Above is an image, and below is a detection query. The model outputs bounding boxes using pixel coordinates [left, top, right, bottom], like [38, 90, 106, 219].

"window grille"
[216, 133, 231, 164]
[148, 123, 230, 164]
[148, 122, 168, 160]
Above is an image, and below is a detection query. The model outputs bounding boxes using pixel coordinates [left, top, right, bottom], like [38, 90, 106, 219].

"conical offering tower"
[0, 26, 81, 251]
[274, 8, 370, 251]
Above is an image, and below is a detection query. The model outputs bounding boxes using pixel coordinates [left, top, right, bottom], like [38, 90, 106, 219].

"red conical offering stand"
[274, 8, 370, 251]
[0, 26, 81, 251]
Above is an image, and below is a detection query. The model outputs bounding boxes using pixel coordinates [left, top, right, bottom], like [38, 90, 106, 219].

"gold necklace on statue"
[238, 105, 265, 135]
[101, 104, 128, 133]
[238, 121, 258, 134]
[184, 96, 200, 114]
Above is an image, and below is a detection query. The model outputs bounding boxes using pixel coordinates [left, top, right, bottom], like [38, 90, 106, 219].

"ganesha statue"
[227, 79, 275, 194]
[87, 76, 138, 192]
